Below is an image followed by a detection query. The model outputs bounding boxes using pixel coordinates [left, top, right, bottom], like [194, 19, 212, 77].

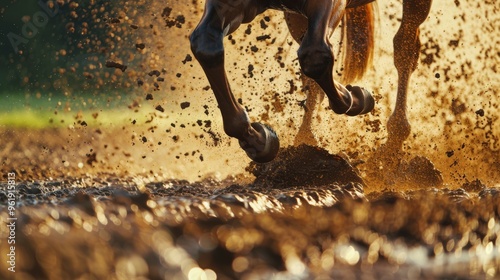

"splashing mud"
[0, 0, 499, 279]
[249, 145, 365, 188]
[1, 169, 500, 279]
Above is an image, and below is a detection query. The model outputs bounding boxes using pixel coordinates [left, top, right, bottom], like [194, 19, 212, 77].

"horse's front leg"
[190, 7, 279, 163]
[387, 0, 432, 149]
[298, 1, 374, 117]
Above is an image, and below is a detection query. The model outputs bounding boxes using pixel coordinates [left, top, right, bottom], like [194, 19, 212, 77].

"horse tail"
[341, 2, 376, 83]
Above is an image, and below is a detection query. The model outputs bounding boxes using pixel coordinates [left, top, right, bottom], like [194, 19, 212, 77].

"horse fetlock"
[329, 99, 352, 115]
[328, 87, 353, 115]
[387, 114, 411, 141]
[345, 85, 375, 116]
[239, 123, 280, 163]
[223, 117, 251, 139]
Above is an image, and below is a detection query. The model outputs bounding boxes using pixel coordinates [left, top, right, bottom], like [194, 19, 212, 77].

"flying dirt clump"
[248, 144, 365, 188]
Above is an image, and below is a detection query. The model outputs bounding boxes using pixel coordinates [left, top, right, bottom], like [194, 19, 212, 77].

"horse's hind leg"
[190, 5, 279, 162]
[285, 12, 320, 146]
[365, 0, 432, 185]
[387, 0, 432, 149]
[297, 1, 374, 117]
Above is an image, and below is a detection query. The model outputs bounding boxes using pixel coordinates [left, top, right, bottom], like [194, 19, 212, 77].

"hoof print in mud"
[247, 144, 365, 188]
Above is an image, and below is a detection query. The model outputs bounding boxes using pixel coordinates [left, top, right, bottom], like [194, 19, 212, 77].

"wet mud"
[1, 0, 499, 279]
[249, 145, 365, 189]
[2, 137, 500, 279]
[1, 180, 500, 280]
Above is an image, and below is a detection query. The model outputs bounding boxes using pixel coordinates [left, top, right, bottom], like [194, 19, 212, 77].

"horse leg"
[297, 1, 374, 117]
[190, 4, 279, 162]
[294, 77, 321, 146]
[285, 12, 320, 146]
[365, 0, 432, 185]
[386, 0, 432, 150]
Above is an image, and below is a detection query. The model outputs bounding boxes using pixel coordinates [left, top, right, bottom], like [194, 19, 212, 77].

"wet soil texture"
[1, 142, 500, 280]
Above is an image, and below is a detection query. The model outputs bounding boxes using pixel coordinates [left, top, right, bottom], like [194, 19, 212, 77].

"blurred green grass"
[0, 109, 149, 128]
[0, 110, 61, 128]
[0, 91, 142, 128]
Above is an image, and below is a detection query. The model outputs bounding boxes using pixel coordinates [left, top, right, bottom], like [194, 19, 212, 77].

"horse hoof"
[239, 123, 280, 163]
[345, 85, 375, 116]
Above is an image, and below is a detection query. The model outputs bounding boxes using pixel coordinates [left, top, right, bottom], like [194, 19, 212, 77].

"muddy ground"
[1, 128, 500, 280]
